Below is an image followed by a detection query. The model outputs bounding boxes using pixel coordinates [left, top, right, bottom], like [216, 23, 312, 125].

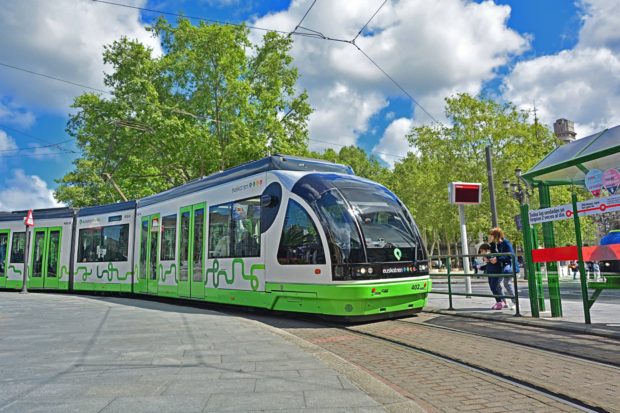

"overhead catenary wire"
[289, 0, 317, 36]
[0, 150, 76, 158]
[92, 0, 441, 125]
[0, 125, 78, 153]
[0, 61, 111, 95]
[352, 0, 388, 43]
[0, 138, 74, 153]
[1, 1, 424, 164]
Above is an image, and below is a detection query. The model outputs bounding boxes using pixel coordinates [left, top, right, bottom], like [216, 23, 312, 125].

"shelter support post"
[531, 229, 545, 311]
[571, 192, 591, 325]
[539, 183, 562, 317]
[520, 203, 540, 318]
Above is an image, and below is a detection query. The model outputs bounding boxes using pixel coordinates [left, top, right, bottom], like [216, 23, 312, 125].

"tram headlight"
[360, 267, 367, 275]
[367, 267, 373, 274]
[418, 264, 428, 272]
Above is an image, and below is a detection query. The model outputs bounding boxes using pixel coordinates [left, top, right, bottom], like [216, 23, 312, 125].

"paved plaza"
[0, 292, 393, 413]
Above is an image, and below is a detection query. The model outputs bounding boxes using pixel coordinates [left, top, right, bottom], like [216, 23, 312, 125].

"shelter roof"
[522, 125, 620, 186]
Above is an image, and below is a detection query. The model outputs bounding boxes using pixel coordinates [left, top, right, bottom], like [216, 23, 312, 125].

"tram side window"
[10, 232, 26, 263]
[0, 232, 8, 276]
[277, 200, 325, 265]
[232, 198, 261, 257]
[209, 204, 232, 258]
[78, 224, 130, 262]
[160, 214, 177, 261]
[208, 198, 261, 258]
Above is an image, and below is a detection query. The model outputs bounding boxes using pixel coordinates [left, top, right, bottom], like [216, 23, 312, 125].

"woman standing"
[488, 227, 518, 309]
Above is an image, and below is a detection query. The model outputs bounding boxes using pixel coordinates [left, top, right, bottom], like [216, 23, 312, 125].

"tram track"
[393, 317, 620, 369]
[269, 315, 617, 413]
[338, 323, 605, 413]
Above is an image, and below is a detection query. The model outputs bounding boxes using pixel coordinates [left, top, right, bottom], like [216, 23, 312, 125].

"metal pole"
[20, 225, 30, 294]
[446, 257, 453, 310]
[486, 145, 498, 228]
[520, 203, 540, 317]
[459, 204, 472, 295]
[513, 255, 521, 316]
[571, 192, 591, 324]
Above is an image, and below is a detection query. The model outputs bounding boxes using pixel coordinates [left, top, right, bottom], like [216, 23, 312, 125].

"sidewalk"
[428, 275, 620, 338]
[0, 292, 395, 412]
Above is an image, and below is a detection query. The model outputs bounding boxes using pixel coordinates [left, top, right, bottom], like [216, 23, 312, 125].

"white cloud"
[0, 170, 63, 211]
[308, 84, 387, 151]
[502, 0, 620, 137]
[0, 130, 18, 154]
[252, 0, 528, 149]
[0, 100, 35, 128]
[372, 117, 413, 168]
[0, 0, 162, 112]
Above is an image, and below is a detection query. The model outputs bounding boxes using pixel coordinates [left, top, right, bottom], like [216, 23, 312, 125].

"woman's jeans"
[501, 264, 516, 303]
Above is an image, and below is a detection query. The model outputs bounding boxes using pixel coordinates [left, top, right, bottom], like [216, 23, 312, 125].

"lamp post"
[503, 168, 542, 317]
[502, 168, 530, 205]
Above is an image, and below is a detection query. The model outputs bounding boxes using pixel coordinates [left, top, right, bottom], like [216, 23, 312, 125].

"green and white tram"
[0, 155, 431, 319]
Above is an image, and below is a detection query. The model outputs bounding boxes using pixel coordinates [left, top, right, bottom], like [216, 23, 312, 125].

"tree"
[56, 18, 311, 206]
[392, 93, 562, 252]
[311, 146, 390, 184]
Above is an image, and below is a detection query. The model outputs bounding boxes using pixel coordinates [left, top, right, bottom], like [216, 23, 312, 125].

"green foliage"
[56, 18, 311, 207]
[393, 93, 562, 251]
[311, 146, 390, 184]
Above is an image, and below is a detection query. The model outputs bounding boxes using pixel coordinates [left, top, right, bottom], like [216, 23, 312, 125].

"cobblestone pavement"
[407, 313, 620, 366]
[262, 316, 585, 413]
[348, 318, 620, 413]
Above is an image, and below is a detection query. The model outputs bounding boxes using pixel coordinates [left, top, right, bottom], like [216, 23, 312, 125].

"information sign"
[528, 194, 620, 224]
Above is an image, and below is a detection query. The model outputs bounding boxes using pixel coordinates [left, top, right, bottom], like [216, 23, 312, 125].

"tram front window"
[293, 174, 423, 266]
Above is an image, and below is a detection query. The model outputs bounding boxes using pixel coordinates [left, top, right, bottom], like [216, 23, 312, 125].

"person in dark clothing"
[479, 243, 503, 310]
[489, 227, 519, 310]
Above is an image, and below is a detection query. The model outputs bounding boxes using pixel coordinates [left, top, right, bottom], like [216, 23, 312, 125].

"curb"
[423, 307, 620, 340]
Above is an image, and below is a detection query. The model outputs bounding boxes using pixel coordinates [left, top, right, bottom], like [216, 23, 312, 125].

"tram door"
[178, 203, 206, 299]
[29, 227, 61, 289]
[138, 214, 160, 294]
[0, 230, 8, 288]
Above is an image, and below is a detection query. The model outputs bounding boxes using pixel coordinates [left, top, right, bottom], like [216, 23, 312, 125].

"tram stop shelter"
[519, 124, 620, 324]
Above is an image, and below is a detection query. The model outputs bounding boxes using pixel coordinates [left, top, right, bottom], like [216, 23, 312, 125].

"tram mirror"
[260, 194, 278, 208]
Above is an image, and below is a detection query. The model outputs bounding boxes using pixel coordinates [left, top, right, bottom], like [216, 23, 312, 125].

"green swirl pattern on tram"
[158, 263, 177, 282]
[60, 265, 69, 280]
[76, 263, 131, 282]
[207, 258, 263, 291]
[8, 265, 22, 276]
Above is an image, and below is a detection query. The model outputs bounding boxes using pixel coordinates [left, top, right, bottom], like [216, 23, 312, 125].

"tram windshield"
[292, 174, 423, 264]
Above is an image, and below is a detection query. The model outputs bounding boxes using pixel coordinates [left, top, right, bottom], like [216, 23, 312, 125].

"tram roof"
[0, 207, 75, 222]
[522, 124, 620, 186]
[138, 154, 354, 207]
[78, 200, 137, 217]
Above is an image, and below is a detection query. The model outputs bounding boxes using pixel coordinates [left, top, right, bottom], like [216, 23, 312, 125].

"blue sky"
[0, 0, 619, 210]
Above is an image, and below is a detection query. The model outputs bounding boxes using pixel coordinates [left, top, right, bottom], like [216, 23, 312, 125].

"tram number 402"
[411, 282, 427, 290]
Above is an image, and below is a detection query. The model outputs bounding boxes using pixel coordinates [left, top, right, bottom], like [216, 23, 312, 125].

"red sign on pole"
[24, 209, 34, 227]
